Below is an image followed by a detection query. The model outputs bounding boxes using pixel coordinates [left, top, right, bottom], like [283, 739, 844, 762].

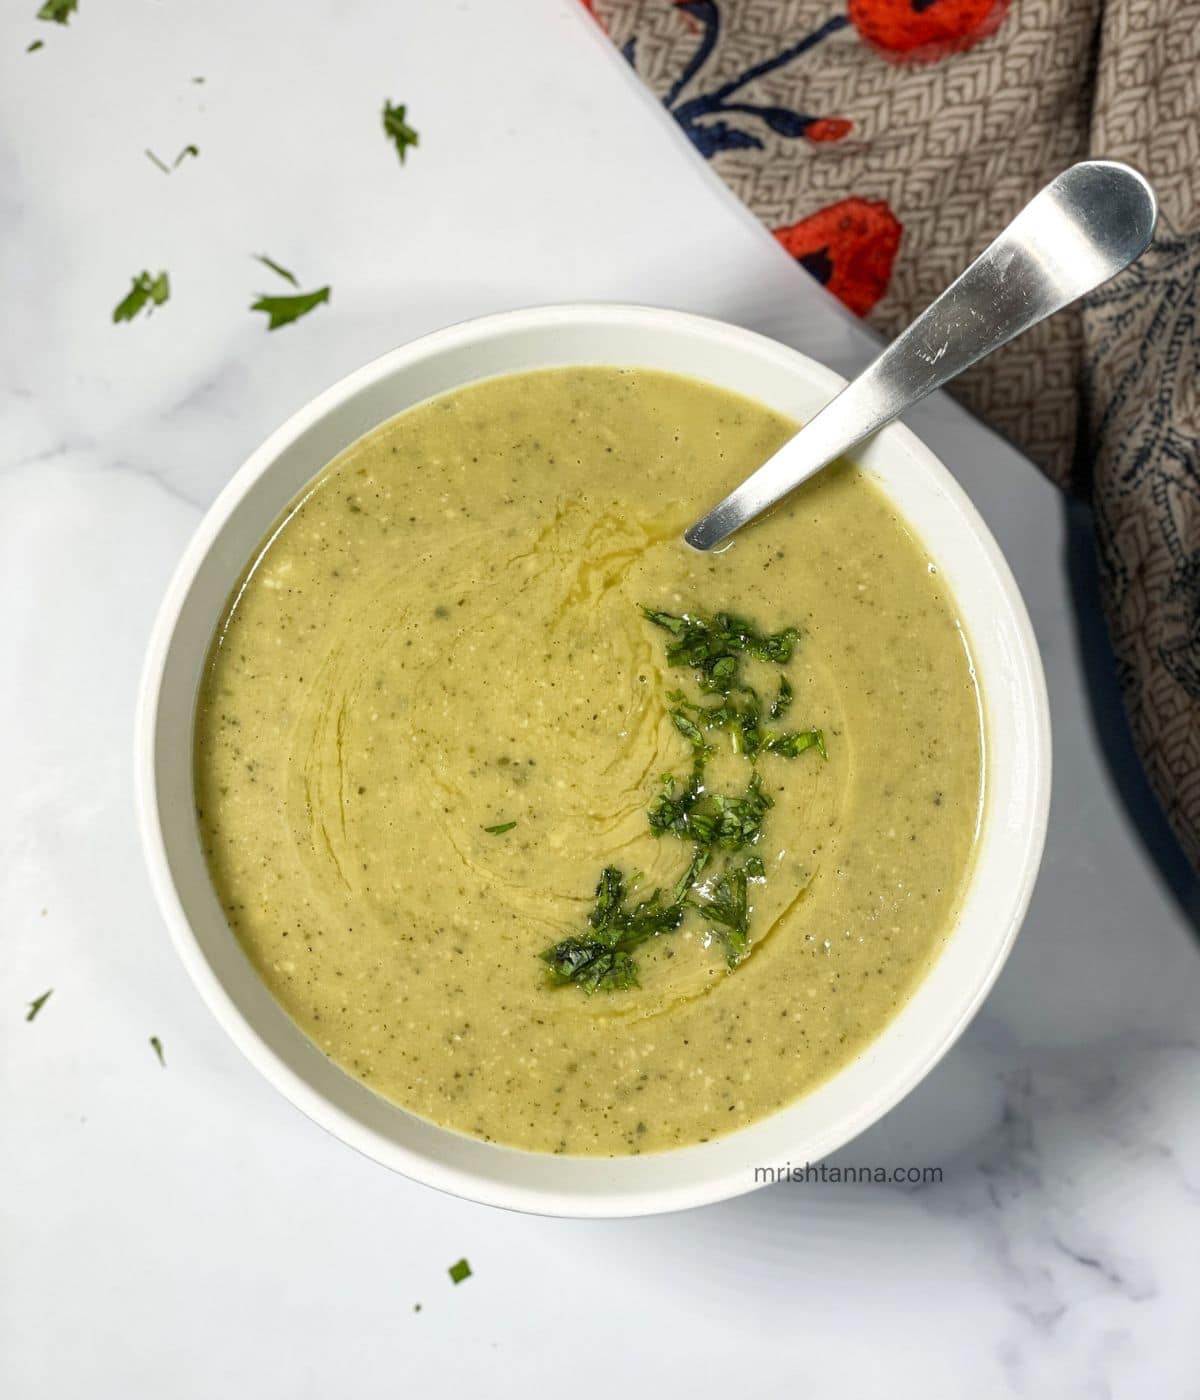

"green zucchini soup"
[193, 367, 983, 1155]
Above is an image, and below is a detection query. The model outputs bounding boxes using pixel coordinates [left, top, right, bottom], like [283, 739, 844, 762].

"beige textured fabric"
[591, 0, 1200, 864]
[1084, 1, 1200, 858]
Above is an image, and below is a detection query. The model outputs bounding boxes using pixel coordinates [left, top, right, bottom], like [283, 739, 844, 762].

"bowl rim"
[135, 302, 1052, 1217]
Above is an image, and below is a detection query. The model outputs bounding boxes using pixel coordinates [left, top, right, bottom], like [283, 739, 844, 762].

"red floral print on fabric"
[805, 117, 854, 143]
[774, 198, 903, 317]
[847, 0, 1011, 62]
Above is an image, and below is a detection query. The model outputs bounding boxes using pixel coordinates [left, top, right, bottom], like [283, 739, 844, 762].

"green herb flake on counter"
[37, 0, 76, 25]
[253, 253, 299, 287]
[251, 286, 330, 331]
[26, 990, 53, 1022]
[382, 100, 419, 163]
[113, 270, 170, 323]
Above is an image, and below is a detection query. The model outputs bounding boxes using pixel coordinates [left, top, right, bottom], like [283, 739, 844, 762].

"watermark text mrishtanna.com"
[754, 1162, 943, 1185]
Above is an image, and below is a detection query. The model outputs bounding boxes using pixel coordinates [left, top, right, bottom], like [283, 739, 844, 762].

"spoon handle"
[685, 160, 1157, 552]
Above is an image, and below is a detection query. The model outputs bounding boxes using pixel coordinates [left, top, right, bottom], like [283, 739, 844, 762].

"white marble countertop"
[2, 2, 1197, 1395]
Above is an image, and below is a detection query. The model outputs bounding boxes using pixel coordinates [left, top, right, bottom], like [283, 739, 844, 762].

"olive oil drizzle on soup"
[194, 368, 983, 1155]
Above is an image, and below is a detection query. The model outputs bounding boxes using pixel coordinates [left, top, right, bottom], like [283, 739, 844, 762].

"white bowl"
[136, 304, 1050, 1217]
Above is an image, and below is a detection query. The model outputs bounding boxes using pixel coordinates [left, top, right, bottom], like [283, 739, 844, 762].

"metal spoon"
[685, 160, 1157, 552]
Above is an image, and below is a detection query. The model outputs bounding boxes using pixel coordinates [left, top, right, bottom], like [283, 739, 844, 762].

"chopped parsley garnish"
[251, 285, 330, 331]
[254, 252, 299, 287]
[37, 0, 76, 24]
[541, 606, 826, 994]
[765, 729, 826, 759]
[483, 821, 517, 835]
[382, 100, 419, 163]
[26, 989, 52, 1022]
[541, 866, 687, 993]
[144, 149, 170, 174]
[149, 1035, 165, 1066]
[448, 1258, 471, 1284]
[648, 767, 772, 850]
[113, 270, 169, 323]
[695, 856, 765, 967]
[641, 607, 799, 692]
[27, 38, 44, 51]
[175, 144, 199, 166]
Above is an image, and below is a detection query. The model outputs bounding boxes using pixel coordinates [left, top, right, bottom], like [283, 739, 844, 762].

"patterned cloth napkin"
[588, 0, 1200, 865]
